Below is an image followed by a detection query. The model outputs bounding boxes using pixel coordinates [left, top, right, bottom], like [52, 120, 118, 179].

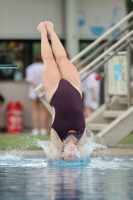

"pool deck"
[0, 145, 133, 157]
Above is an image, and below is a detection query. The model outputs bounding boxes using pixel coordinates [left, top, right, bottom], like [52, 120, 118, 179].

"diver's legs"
[45, 21, 82, 96]
[37, 22, 61, 102]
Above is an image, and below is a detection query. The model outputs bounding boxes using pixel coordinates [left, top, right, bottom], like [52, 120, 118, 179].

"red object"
[95, 74, 101, 81]
[6, 101, 23, 134]
[69, 130, 76, 133]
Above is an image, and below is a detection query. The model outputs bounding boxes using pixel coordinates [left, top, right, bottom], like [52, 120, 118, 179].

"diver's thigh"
[42, 60, 61, 102]
[57, 57, 82, 95]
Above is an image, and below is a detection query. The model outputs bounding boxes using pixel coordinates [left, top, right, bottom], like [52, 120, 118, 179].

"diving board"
[0, 65, 18, 69]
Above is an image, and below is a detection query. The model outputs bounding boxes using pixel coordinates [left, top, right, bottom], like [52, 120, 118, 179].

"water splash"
[37, 140, 51, 158]
[0, 153, 133, 169]
[0, 154, 47, 167]
[36, 133, 107, 161]
[0, 153, 22, 161]
[0, 133, 109, 167]
[87, 157, 133, 170]
[81, 133, 107, 159]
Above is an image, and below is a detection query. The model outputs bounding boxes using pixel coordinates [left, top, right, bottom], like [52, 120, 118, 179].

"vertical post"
[65, 0, 79, 59]
[104, 48, 110, 109]
[126, 45, 131, 108]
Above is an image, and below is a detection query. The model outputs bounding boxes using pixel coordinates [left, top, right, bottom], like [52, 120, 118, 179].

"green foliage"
[119, 134, 133, 144]
[0, 134, 50, 150]
[0, 133, 133, 150]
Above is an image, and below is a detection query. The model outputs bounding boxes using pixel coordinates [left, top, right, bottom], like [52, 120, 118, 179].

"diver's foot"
[37, 22, 47, 35]
[45, 21, 54, 36]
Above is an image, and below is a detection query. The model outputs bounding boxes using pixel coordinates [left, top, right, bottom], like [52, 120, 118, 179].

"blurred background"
[0, 0, 132, 132]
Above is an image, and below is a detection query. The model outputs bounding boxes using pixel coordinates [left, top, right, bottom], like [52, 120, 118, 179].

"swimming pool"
[0, 153, 133, 200]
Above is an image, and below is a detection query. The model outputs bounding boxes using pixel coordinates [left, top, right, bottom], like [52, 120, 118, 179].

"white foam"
[0, 153, 22, 160]
[37, 140, 50, 158]
[86, 157, 133, 170]
[36, 133, 107, 161]
[0, 154, 47, 168]
[18, 163, 47, 167]
[0, 153, 132, 169]
[80, 134, 107, 159]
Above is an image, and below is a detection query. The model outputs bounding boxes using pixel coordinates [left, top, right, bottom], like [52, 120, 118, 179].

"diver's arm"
[49, 128, 64, 160]
[77, 128, 87, 146]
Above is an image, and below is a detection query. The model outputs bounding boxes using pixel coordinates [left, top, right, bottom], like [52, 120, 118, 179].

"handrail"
[80, 37, 133, 81]
[70, 11, 133, 63]
[34, 83, 43, 91]
[76, 20, 133, 69]
[79, 30, 133, 76]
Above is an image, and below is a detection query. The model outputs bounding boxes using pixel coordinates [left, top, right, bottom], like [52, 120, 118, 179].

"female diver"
[37, 21, 87, 161]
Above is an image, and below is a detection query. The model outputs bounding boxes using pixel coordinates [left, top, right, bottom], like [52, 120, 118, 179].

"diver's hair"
[62, 143, 82, 161]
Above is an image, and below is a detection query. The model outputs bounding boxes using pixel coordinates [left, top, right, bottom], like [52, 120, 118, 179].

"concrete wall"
[78, 0, 127, 39]
[0, 0, 64, 39]
[0, 0, 126, 40]
[0, 81, 32, 129]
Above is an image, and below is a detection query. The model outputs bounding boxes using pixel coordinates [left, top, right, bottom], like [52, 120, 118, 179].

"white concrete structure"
[0, 0, 126, 40]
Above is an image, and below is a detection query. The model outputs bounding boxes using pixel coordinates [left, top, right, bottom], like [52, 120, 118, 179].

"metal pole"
[0, 65, 18, 69]
[104, 48, 109, 109]
[40, 98, 52, 115]
[65, 0, 79, 59]
[126, 45, 131, 108]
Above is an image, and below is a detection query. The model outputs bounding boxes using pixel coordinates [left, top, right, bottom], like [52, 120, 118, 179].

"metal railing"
[70, 11, 133, 63]
[80, 37, 133, 81]
[79, 29, 133, 77]
[76, 20, 133, 69]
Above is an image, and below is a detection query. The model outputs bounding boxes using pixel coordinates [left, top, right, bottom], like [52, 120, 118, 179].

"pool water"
[0, 154, 133, 200]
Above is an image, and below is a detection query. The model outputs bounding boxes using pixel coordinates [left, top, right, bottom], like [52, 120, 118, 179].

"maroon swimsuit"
[50, 79, 85, 141]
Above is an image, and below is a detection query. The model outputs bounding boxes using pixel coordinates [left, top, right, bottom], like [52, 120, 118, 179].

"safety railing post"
[126, 45, 131, 108]
[104, 48, 110, 109]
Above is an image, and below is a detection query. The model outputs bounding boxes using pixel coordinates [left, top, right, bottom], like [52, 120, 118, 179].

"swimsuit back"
[50, 79, 85, 141]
